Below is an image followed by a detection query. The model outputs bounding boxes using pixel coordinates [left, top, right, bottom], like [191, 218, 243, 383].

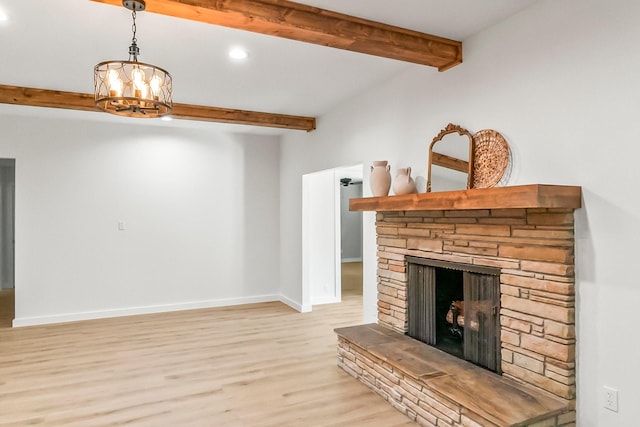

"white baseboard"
[279, 295, 312, 313]
[341, 258, 363, 263]
[12, 294, 282, 327]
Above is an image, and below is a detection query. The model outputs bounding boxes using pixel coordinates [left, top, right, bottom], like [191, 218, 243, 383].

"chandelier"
[94, 0, 172, 118]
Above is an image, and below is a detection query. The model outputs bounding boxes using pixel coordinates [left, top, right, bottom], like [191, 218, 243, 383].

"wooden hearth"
[337, 184, 581, 427]
[335, 323, 568, 426]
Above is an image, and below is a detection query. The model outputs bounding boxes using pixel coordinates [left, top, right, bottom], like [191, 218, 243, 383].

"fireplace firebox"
[407, 256, 501, 372]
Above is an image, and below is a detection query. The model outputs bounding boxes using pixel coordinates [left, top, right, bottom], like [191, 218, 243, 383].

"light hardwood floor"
[341, 262, 363, 294]
[0, 291, 416, 426]
[0, 288, 13, 328]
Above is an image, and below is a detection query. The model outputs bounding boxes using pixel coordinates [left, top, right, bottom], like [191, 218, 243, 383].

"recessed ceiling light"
[161, 115, 173, 122]
[0, 10, 9, 22]
[228, 47, 249, 60]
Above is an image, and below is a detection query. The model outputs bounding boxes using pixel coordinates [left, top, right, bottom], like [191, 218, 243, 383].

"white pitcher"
[392, 167, 417, 195]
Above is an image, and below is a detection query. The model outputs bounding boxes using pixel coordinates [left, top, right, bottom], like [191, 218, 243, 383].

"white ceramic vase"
[370, 161, 391, 197]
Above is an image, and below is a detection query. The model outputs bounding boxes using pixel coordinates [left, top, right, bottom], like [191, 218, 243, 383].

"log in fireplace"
[407, 257, 501, 372]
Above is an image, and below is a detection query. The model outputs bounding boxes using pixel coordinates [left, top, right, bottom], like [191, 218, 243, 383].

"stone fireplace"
[335, 185, 580, 427]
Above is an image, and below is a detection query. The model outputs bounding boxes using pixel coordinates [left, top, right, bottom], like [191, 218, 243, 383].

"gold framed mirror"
[427, 123, 475, 192]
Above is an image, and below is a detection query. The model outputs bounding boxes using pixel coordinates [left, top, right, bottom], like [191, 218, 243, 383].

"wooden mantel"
[349, 184, 582, 212]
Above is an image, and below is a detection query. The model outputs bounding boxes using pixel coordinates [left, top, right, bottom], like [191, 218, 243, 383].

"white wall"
[0, 107, 281, 325]
[279, 0, 640, 425]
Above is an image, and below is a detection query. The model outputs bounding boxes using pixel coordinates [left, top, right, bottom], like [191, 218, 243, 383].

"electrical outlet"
[604, 386, 618, 412]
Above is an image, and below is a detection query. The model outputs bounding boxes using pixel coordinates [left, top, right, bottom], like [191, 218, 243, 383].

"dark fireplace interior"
[406, 256, 501, 373]
[435, 268, 464, 359]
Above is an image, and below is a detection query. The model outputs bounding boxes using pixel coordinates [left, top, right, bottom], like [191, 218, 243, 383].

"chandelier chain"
[131, 10, 137, 44]
[128, 9, 140, 61]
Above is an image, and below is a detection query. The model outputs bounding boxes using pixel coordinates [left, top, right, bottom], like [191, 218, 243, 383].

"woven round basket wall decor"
[472, 129, 511, 188]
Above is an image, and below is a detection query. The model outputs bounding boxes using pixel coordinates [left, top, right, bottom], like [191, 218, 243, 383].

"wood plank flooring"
[0, 289, 13, 328]
[341, 262, 363, 293]
[0, 291, 417, 426]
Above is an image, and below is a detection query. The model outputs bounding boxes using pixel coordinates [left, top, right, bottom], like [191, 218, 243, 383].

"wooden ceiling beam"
[0, 85, 316, 131]
[89, 0, 462, 71]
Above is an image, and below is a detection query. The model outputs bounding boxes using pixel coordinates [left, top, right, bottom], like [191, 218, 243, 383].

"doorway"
[0, 159, 15, 328]
[302, 164, 363, 309]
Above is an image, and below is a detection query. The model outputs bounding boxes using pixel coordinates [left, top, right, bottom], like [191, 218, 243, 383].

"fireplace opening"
[406, 256, 501, 373]
[435, 268, 464, 359]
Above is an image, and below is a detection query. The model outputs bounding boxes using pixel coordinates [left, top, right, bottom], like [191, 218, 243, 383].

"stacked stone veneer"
[374, 208, 576, 416]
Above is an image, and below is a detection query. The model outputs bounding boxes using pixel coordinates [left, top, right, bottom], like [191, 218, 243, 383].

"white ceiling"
[0, 0, 539, 134]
